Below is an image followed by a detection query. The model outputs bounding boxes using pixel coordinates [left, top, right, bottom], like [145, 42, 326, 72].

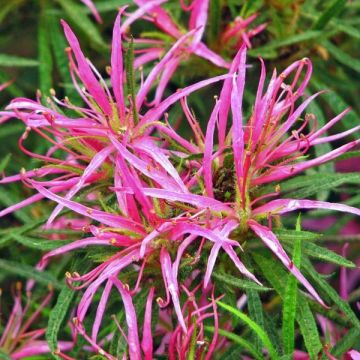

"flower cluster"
[1, 2, 359, 359]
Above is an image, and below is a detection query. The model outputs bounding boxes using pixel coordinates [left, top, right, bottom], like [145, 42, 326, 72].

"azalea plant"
[0, 1, 359, 359]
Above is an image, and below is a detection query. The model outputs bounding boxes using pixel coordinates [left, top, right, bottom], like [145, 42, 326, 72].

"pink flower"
[0, 11, 227, 226]
[130, 1, 265, 105]
[149, 46, 360, 307]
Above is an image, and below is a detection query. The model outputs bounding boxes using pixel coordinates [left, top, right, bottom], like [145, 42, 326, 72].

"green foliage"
[46, 285, 76, 359]
[282, 216, 302, 356]
[217, 301, 280, 360]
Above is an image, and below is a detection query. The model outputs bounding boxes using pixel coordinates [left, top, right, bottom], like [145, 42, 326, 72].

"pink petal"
[141, 287, 155, 359]
[80, 0, 102, 23]
[136, 30, 196, 109]
[47, 146, 113, 227]
[248, 220, 326, 306]
[231, 46, 247, 189]
[136, 74, 231, 130]
[160, 247, 187, 332]
[112, 278, 141, 360]
[30, 181, 142, 231]
[254, 139, 360, 185]
[203, 98, 221, 198]
[111, 9, 126, 120]
[253, 198, 360, 217]
[61, 20, 112, 116]
[133, 0, 181, 39]
[92, 280, 113, 341]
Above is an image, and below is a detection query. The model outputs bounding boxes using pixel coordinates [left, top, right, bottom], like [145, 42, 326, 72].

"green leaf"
[0, 259, 62, 289]
[209, 0, 221, 44]
[0, 54, 39, 67]
[57, 0, 106, 50]
[279, 235, 356, 268]
[313, 0, 347, 30]
[217, 301, 280, 360]
[296, 298, 322, 360]
[12, 233, 71, 251]
[205, 326, 263, 360]
[125, 37, 139, 125]
[323, 40, 360, 73]
[273, 173, 360, 199]
[274, 229, 320, 242]
[252, 250, 322, 359]
[0, 218, 48, 248]
[330, 328, 360, 357]
[247, 290, 265, 353]
[311, 80, 358, 132]
[282, 218, 302, 356]
[46, 285, 76, 359]
[248, 31, 322, 58]
[334, 22, 360, 39]
[38, 2, 53, 94]
[303, 259, 360, 330]
[0, 350, 13, 360]
[0, 153, 11, 172]
[212, 271, 272, 292]
[301, 242, 355, 268]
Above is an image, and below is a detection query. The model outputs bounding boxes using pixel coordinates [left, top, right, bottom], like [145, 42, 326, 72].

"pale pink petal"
[111, 9, 126, 119]
[192, 42, 230, 68]
[47, 146, 113, 227]
[133, 0, 181, 39]
[30, 181, 142, 231]
[248, 220, 325, 306]
[112, 278, 141, 360]
[81, 0, 102, 23]
[254, 139, 360, 185]
[231, 46, 247, 188]
[253, 198, 360, 217]
[141, 287, 155, 359]
[160, 247, 187, 332]
[92, 280, 113, 341]
[61, 20, 112, 115]
[203, 99, 221, 198]
[136, 30, 196, 109]
[136, 74, 230, 130]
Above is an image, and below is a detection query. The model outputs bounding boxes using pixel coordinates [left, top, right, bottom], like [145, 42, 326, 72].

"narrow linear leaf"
[313, 0, 347, 30]
[274, 229, 321, 242]
[205, 326, 263, 360]
[0, 54, 39, 67]
[46, 285, 76, 359]
[217, 300, 280, 360]
[212, 271, 272, 292]
[12, 233, 70, 251]
[331, 328, 360, 357]
[282, 217, 302, 356]
[247, 291, 265, 353]
[0, 259, 62, 289]
[248, 31, 322, 58]
[38, 2, 53, 94]
[0, 218, 48, 247]
[125, 37, 139, 125]
[252, 250, 322, 359]
[323, 40, 360, 73]
[0, 154, 11, 172]
[281, 237, 355, 268]
[303, 259, 360, 330]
